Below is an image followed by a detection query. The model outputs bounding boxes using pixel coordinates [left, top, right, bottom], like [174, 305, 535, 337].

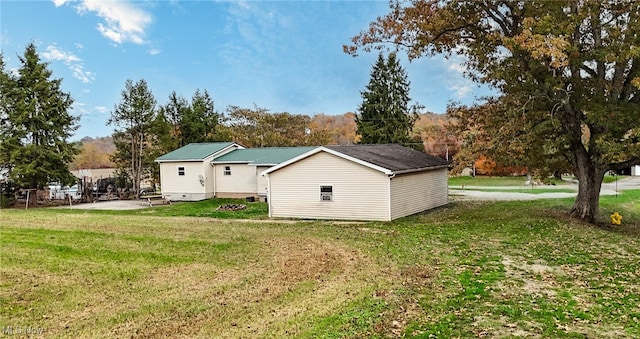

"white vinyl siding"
[215, 164, 257, 195]
[160, 161, 213, 201]
[156, 144, 240, 201]
[390, 168, 448, 220]
[268, 152, 390, 221]
[256, 166, 270, 195]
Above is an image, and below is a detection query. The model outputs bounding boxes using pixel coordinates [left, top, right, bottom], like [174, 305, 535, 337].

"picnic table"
[140, 194, 171, 207]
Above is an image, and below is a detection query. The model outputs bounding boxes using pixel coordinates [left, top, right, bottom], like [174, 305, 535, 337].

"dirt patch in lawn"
[99, 236, 380, 338]
[500, 257, 563, 297]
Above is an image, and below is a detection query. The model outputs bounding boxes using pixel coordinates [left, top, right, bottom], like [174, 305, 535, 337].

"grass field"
[1, 191, 639, 338]
[448, 175, 627, 187]
[452, 188, 577, 194]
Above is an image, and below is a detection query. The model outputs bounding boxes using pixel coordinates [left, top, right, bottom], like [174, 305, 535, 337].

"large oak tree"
[346, 0, 640, 223]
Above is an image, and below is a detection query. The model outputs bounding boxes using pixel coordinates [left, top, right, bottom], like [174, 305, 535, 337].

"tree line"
[0, 42, 457, 203]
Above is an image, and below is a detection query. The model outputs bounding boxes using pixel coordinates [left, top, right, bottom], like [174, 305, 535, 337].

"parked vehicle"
[48, 182, 81, 201]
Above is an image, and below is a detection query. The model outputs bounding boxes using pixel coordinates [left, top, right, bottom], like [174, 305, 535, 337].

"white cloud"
[69, 63, 95, 83]
[55, 0, 152, 45]
[52, 0, 70, 6]
[148, 48, 160, 55]
[450, 83, 473, 98]
[43, 45, 95, 83]
[95, 106, 109, 113]
[43, 45, 80, 63]
[440, 55, 476, 99]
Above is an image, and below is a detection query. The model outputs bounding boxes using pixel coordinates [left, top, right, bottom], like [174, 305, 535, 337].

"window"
[178, 166, 185, 176]
[320, 185, 333, 201]
[224, 166, 231, 176]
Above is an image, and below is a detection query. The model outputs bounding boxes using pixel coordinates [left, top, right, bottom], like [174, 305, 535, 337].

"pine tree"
[0, 43, 79, 190]
[356, 53, 418, 145]
[107, 79, 156, 197]
[185, 89, 221, 143]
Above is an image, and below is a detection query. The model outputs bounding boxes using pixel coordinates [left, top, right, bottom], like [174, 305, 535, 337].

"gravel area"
[57, 199, 154, 210]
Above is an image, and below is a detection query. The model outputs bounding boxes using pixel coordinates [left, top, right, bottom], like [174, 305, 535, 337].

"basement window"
[320, 185, 333, 201]
[224, 166, 231, 176]
[178, 166, 185, 176]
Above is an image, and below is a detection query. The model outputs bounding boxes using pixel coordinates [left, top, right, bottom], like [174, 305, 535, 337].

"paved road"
[449, 176, 640, 201]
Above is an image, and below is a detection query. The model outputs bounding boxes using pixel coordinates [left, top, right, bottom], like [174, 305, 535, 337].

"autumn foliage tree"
[72, 140, 115, 170]
[413, 113, 460, 161]
[346, 0, 640, 223]
[310, 112, 360, 145]
[226, 106, 330, 147]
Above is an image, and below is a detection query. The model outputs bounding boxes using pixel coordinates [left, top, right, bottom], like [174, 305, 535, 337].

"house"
[210, 147, 314, 199]
[262, 144, 449, 221]
[632, 165, 640, 176]
[155, 143, 312, 201]
[155, 142, 242, 201]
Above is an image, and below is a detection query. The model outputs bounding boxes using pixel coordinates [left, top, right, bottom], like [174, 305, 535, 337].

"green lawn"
[452, 187, 577, 194]
[448, 175, 627, 187]
[48, 198, 270, 219]
[448, 175, 531, 186]
[1, 192, 639, 338]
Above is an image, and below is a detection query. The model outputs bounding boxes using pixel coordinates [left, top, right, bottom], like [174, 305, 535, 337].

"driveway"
[449, 176, 640, 201]
[57, 199, 153, 210]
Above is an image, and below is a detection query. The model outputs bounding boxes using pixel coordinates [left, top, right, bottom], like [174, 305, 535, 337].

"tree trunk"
[569, 158, 606, 223]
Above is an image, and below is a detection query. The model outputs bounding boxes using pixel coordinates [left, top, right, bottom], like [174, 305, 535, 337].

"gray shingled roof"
[325, 144, 449, 174]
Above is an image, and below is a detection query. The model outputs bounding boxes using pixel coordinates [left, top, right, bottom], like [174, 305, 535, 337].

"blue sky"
[1, 0, 493, 139]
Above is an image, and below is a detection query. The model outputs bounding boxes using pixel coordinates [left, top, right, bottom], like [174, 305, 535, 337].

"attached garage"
[262, 144, 449, 221]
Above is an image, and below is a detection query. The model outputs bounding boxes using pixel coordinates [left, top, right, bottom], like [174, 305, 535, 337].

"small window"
[178, 166, 185, 176]
[320, 185, 333, 201]
[224, 166, 231, 176]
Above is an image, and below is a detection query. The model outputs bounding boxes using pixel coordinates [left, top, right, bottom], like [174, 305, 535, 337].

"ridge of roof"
[325, 144, 449, 172]
[263, 144, 449, 175]
[212, 146, 315, 165]
[155, 142, 238, 162]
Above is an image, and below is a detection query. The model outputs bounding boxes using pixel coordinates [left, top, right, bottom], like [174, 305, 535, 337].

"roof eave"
[156, 158, 210, 163]
[211, 161, 251, 164]
[392, 164, 449, 176]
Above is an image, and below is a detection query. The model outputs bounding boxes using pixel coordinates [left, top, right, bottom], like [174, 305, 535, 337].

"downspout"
[387, 172, 395, 221]
[266, 175, 272, 218]
[210, 162, 216, 198]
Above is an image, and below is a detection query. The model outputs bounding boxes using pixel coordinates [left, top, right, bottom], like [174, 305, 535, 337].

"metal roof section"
[211, 147, 315, 166]
[155, 142, 240, 162]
